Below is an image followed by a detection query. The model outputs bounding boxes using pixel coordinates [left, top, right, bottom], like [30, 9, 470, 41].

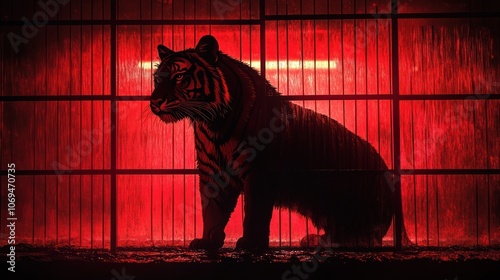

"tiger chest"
[193, 127, 243, 178]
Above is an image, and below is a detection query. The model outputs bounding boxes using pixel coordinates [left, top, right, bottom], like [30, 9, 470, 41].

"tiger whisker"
[180, 111, 196, 128]
[188, 102, 220, 122]
[178, 106, 196, 121]
[141, 105, 158, 125]
[140, 105, 153, 122]
[193, 107, 213, 122]
[198, 106, 217, 122]
[141, 104, 152, 116]
[184, 104, 212, 122]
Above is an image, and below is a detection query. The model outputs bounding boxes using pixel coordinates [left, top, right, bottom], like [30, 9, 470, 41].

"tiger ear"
[158, 44, 174, 60]
[195, 35, 219, 63]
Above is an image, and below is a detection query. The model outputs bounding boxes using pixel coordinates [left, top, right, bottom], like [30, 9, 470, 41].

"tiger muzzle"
[150, 100, 162, 114]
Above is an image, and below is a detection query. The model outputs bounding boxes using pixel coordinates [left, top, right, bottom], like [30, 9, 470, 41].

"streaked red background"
[1, 0, 499, 248]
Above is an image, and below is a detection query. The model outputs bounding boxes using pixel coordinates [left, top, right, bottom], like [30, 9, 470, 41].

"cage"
[1, 0, 499, 279]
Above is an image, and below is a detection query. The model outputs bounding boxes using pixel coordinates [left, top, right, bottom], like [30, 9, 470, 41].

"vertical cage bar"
[260, 0, 267, 80]
[391, 0, 403, 250]
[260, 0, 269, 245]
[110, 0, 117, 253]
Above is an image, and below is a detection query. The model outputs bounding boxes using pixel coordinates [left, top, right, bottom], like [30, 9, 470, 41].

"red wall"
[1, 0, 499, 248]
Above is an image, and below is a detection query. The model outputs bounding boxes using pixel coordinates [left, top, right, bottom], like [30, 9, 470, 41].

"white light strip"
[249, 60, 338, 70]
[138, 60, 338, 70]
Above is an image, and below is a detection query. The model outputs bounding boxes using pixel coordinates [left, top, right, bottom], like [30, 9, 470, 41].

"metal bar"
[391, 0, 403, 250]
[264, 12, 500, 20]
[0, 19, 261, 26]
[398, 169, 500, 175]
[266, 94, 500, 101]
[3, 94, 498, 102]
[110, 0, 117, 254]
[2, 12, 499, 26]
[265, 13, 393, 20]
[0, 95, 114, 101]
[2, 168, 499, 176]
[395, 12, 500, 19]
[260, 0, 266, 80]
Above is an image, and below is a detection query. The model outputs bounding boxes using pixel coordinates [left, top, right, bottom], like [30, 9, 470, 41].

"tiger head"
[150, 35, 231, 125]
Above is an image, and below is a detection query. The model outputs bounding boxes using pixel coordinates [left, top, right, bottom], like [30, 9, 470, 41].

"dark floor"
[3, 245, 500, 280]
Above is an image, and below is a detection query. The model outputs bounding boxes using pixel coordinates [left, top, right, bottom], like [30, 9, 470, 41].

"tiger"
[150, 35, 410, 250]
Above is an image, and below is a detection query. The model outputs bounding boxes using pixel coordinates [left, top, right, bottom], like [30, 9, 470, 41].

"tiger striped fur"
[150, 35, 409, 250]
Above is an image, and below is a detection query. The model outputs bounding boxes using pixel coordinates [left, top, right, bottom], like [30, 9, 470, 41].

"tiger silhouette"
[150, 35, 409, 250]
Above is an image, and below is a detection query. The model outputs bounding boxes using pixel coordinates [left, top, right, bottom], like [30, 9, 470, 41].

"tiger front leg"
[189, 181, 240, 250]
[236, 176, 276, 251]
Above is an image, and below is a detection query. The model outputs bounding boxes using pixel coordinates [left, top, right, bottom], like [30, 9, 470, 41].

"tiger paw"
[300, 234, 340, 248]
[299, 234, 321, 248]
[236, 236, 269, 251]
[189, 238, 224, 250]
